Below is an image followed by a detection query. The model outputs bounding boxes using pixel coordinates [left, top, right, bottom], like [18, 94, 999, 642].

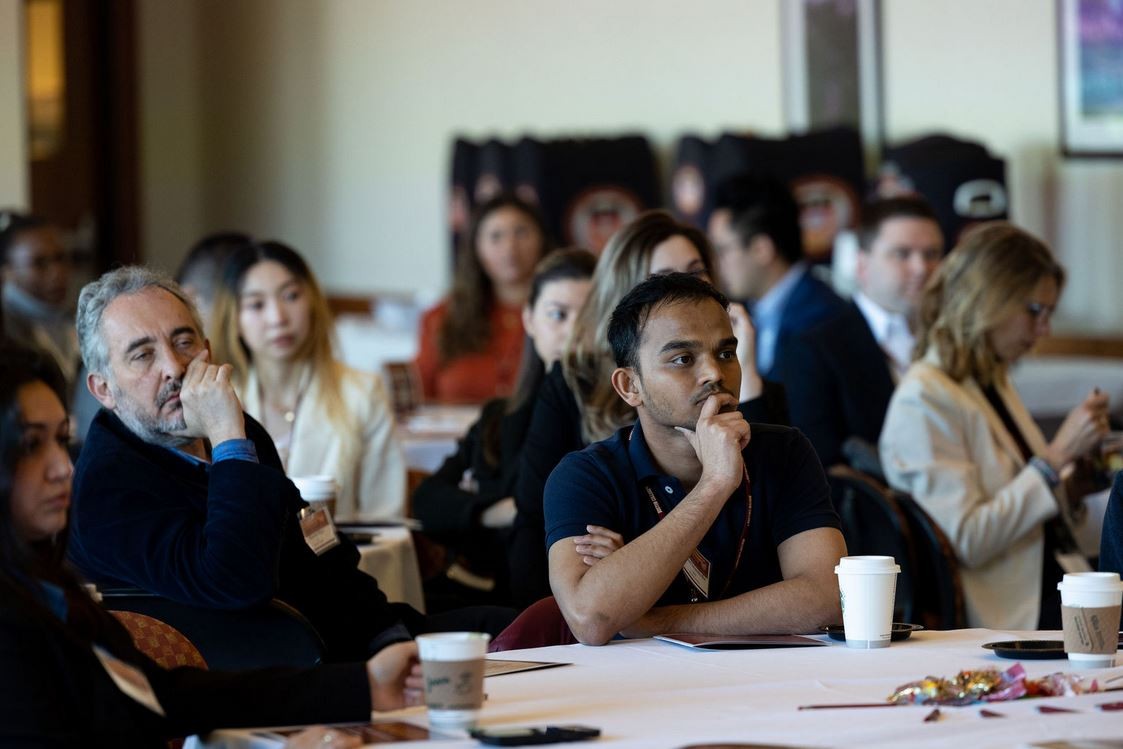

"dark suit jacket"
[766, 269, 847, 380]
[0, 581, 369, 747]
[69, 410, 416, 661]
[510, 363, 790, 607]
[1101, 471, 1123, 576]
[776, 301, 896, 468]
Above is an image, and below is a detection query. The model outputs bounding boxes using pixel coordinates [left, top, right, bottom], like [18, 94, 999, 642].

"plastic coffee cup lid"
[1057, 571, 1123, 592]
[834, 555, 901, 574]
[291, 475, 336, 500]
[416, 631, 491, 660]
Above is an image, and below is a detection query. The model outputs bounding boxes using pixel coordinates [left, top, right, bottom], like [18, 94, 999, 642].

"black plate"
[982, 640, 1067, 660]
[820, 623, 924, 642]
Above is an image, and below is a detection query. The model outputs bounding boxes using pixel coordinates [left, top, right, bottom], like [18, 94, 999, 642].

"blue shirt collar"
[751, 262, 807, 324]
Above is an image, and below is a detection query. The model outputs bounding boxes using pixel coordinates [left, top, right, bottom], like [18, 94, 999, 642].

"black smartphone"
[344, 530, 379, 544]
[468, 725, 600, 745]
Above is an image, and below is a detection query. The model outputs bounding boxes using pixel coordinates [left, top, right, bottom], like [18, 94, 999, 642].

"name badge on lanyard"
[299, 506, 340, 555]
[93, 645, 166, 716]
[683, 548, 712, 600]
[643, 467, 751, 603]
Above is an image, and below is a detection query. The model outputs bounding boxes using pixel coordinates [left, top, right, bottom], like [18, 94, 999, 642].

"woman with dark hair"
[510, 210, 787, 605]
[0, 212, 75, 384]
[211, 240, 405, 522]
[415, 194, 551, 403]
[412, 249, 596, 607]
[881, 223, 1109, 630]
[0, 211, 105, 443]
[0, 343, 422, 746]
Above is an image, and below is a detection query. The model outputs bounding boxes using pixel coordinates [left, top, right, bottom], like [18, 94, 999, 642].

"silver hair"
[77, 266, 205, 376]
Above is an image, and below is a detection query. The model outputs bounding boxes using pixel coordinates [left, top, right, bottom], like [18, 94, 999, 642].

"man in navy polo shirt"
[545, 273, 846, 645]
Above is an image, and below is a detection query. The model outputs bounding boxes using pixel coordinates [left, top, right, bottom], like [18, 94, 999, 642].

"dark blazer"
[766, 269, 847, 380]
[510, 363, 790, 607]
[1101, 471, 1123, 576]
[776, 301, 896, 467]
[0, 582, 369, 747]
[69, 410, 416, 662]
[412, 390, 537, 598]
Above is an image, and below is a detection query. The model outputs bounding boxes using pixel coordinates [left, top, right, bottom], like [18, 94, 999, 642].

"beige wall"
[130, 0, 1122, 332]
[883, 0, 1058, 239]
[137, 0, 203, 269]
[883, 0, 1123, 333]
[0, 0, 27, 207]
[139, 0, 784, 293]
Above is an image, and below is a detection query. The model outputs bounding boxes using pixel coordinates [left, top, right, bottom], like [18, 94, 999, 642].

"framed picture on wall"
[781, 0, 883, 160]
[1059, 0, 1123, 156]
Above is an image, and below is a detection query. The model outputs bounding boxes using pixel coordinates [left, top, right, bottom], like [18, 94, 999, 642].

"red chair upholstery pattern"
[110, 610, 208, 670]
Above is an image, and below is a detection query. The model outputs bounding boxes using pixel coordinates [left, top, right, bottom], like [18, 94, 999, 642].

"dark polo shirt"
[544, 419, 840, 607]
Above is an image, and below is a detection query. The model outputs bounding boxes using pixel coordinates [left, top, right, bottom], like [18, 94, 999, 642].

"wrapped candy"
[888, 664, 1099, 706]
[1024, 671, 1101, 699]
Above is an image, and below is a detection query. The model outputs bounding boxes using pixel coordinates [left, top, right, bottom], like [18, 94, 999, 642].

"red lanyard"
[643, 465, 752, 601]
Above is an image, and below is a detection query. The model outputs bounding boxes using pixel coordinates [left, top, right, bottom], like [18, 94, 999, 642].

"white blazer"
[241, 364, 407, 523]
[879, 352, 1064, 630]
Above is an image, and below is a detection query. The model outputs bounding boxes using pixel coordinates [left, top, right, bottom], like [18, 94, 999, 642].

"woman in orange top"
[415, 194, 551, 403]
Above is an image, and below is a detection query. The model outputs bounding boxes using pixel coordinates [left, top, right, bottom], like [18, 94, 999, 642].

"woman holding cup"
[881, 223, 1109, 630]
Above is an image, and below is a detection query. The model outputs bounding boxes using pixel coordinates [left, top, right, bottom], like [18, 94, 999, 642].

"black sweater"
[0, 582, 369, 748]
[69, 410, 418, 661]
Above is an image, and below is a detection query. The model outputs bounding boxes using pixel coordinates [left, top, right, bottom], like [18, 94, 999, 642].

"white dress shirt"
[853, 291, 914, 380]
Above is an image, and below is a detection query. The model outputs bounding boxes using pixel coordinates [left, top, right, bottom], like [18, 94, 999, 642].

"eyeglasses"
[1025, 301, 1055, 323]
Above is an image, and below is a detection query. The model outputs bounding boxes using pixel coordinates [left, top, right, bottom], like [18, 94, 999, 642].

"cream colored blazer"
[241, 364, 406, 523]
[880, 352, 1062, 630]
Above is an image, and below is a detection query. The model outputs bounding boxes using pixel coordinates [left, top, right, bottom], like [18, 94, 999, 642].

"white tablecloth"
[399, 404, 482, 473]
[354, 527, 425, 613]
[202, 629, 1123, 748]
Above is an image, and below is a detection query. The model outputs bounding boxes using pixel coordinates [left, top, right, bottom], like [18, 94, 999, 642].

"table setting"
[197, 559, 1123, 748]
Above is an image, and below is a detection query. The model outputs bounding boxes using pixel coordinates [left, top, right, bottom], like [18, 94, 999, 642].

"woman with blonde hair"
[880, 222, 1108, 630]
[414, 194, 551, 403]
[509, 210, 788, 605]
[211, 240, 405, 522]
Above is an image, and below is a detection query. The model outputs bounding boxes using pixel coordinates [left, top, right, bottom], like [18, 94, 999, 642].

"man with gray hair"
[68, 266, 513, 660]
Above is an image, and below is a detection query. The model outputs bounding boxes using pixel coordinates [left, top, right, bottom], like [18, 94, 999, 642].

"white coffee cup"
[1057, 572, 1123, 668]
[417, 632, 491, 730]
[291, 475, 337, 518]
[834, 555, 900, 649]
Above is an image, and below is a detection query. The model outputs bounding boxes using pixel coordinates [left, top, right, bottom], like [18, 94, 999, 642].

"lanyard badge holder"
[644, 466, 752, 602]
[299, 504, 340, 555]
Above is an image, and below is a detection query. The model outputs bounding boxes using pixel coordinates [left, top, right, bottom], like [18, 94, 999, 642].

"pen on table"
[1038, 705, 1079, 714]
[798, 703, 904, 710]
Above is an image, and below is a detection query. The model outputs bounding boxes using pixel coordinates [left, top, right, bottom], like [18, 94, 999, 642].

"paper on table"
[257, 722, 448, 743]
[485, 659, 571, 677]
[655, 633, 826, 650]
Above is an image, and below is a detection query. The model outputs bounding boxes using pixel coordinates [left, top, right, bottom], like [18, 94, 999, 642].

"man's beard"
[643, 382, 738, 432]
[111, 378, 193, 449]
